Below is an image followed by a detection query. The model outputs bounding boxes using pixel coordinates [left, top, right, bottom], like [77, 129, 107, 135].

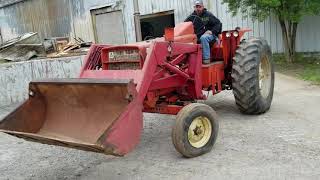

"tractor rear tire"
[232, 38, 274, 115]
[172, 103, 219, 158]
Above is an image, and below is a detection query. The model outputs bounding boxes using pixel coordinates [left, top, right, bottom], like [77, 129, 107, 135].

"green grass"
[273, 53, 320, 85]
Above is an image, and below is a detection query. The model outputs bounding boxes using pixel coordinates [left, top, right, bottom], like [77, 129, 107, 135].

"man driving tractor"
[185, 0, 222, 64]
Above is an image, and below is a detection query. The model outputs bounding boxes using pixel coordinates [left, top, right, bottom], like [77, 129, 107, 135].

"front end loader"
[0, 22, 274, 158]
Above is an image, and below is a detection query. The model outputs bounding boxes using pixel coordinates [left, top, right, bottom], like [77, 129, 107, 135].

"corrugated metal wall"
[70, 0, 133, 44]
[0, 0, 72, 41]
[130, 0, 320, 53]
[0, 0, 319, 53]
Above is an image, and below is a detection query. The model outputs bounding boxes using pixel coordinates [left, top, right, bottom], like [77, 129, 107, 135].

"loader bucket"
[0, 79, 143, 156]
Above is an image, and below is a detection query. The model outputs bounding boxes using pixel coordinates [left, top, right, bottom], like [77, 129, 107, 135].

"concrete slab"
[0, 73, 319, 179]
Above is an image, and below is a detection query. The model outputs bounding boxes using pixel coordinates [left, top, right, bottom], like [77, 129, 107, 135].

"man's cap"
[194, 0, 203, 6]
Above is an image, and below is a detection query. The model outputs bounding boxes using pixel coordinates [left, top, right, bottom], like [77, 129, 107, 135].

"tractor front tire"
[172, 103, 219, 158]
[232, 38, 274, 115]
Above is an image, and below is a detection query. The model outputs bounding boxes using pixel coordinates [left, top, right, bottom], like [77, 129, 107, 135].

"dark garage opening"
[140, 11, 175, 40]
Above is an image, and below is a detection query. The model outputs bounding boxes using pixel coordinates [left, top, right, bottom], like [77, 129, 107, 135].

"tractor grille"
[108, 63, 140, 70]
[108, 49, 140, 62]
[107, 49, 141, 70]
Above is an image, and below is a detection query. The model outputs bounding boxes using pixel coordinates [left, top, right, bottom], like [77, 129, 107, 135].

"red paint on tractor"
[0, 22, 251, 156]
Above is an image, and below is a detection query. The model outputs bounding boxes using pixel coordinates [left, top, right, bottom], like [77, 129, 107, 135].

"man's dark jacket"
[185, 9, 222, 39]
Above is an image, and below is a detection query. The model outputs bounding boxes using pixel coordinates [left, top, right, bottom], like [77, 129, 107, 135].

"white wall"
[0, 56, 85, 106]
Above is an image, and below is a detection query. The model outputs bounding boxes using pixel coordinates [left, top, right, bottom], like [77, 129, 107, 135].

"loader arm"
[81, 41, 204, 114]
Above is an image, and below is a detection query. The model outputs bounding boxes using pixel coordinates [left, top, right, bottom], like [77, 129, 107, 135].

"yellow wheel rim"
[188, 116, 212, 148]
[259, 55, 272, 99]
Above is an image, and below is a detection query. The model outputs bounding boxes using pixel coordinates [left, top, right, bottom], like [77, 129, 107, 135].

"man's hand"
[205, 30, 212, 35]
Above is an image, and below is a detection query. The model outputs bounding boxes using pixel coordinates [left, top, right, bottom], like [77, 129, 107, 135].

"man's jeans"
[200, 34, 217, 60]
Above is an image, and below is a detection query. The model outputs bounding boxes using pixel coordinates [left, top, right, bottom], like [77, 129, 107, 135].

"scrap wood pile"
[47, 37, 92, 58]
[0, 33, 92, 62]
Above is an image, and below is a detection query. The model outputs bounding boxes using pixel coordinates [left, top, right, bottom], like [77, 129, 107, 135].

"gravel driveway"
[0, 73, 320, 180]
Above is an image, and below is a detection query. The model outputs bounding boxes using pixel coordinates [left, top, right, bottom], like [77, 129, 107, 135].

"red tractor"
[0, 22, 274, 158]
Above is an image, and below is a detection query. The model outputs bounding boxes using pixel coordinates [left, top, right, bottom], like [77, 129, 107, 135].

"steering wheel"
[187, 15, 206, 37]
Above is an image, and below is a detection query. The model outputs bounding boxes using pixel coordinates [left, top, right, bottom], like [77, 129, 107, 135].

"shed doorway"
[140, 11, 175, 41]
[91, 8, 126, 44]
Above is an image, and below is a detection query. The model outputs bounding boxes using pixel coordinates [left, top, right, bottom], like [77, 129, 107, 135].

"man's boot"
[203, 59, 210, 64]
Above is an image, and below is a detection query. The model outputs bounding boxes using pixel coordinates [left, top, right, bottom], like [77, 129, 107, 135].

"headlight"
[233, 31, 239, 37]
[226, 32, 231, 38]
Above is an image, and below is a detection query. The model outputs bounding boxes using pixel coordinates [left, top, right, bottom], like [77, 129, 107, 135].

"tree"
[222, 0, 320, 63]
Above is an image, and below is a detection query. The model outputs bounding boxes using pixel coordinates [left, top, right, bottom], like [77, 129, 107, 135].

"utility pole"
[133, 0, 142, 42]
